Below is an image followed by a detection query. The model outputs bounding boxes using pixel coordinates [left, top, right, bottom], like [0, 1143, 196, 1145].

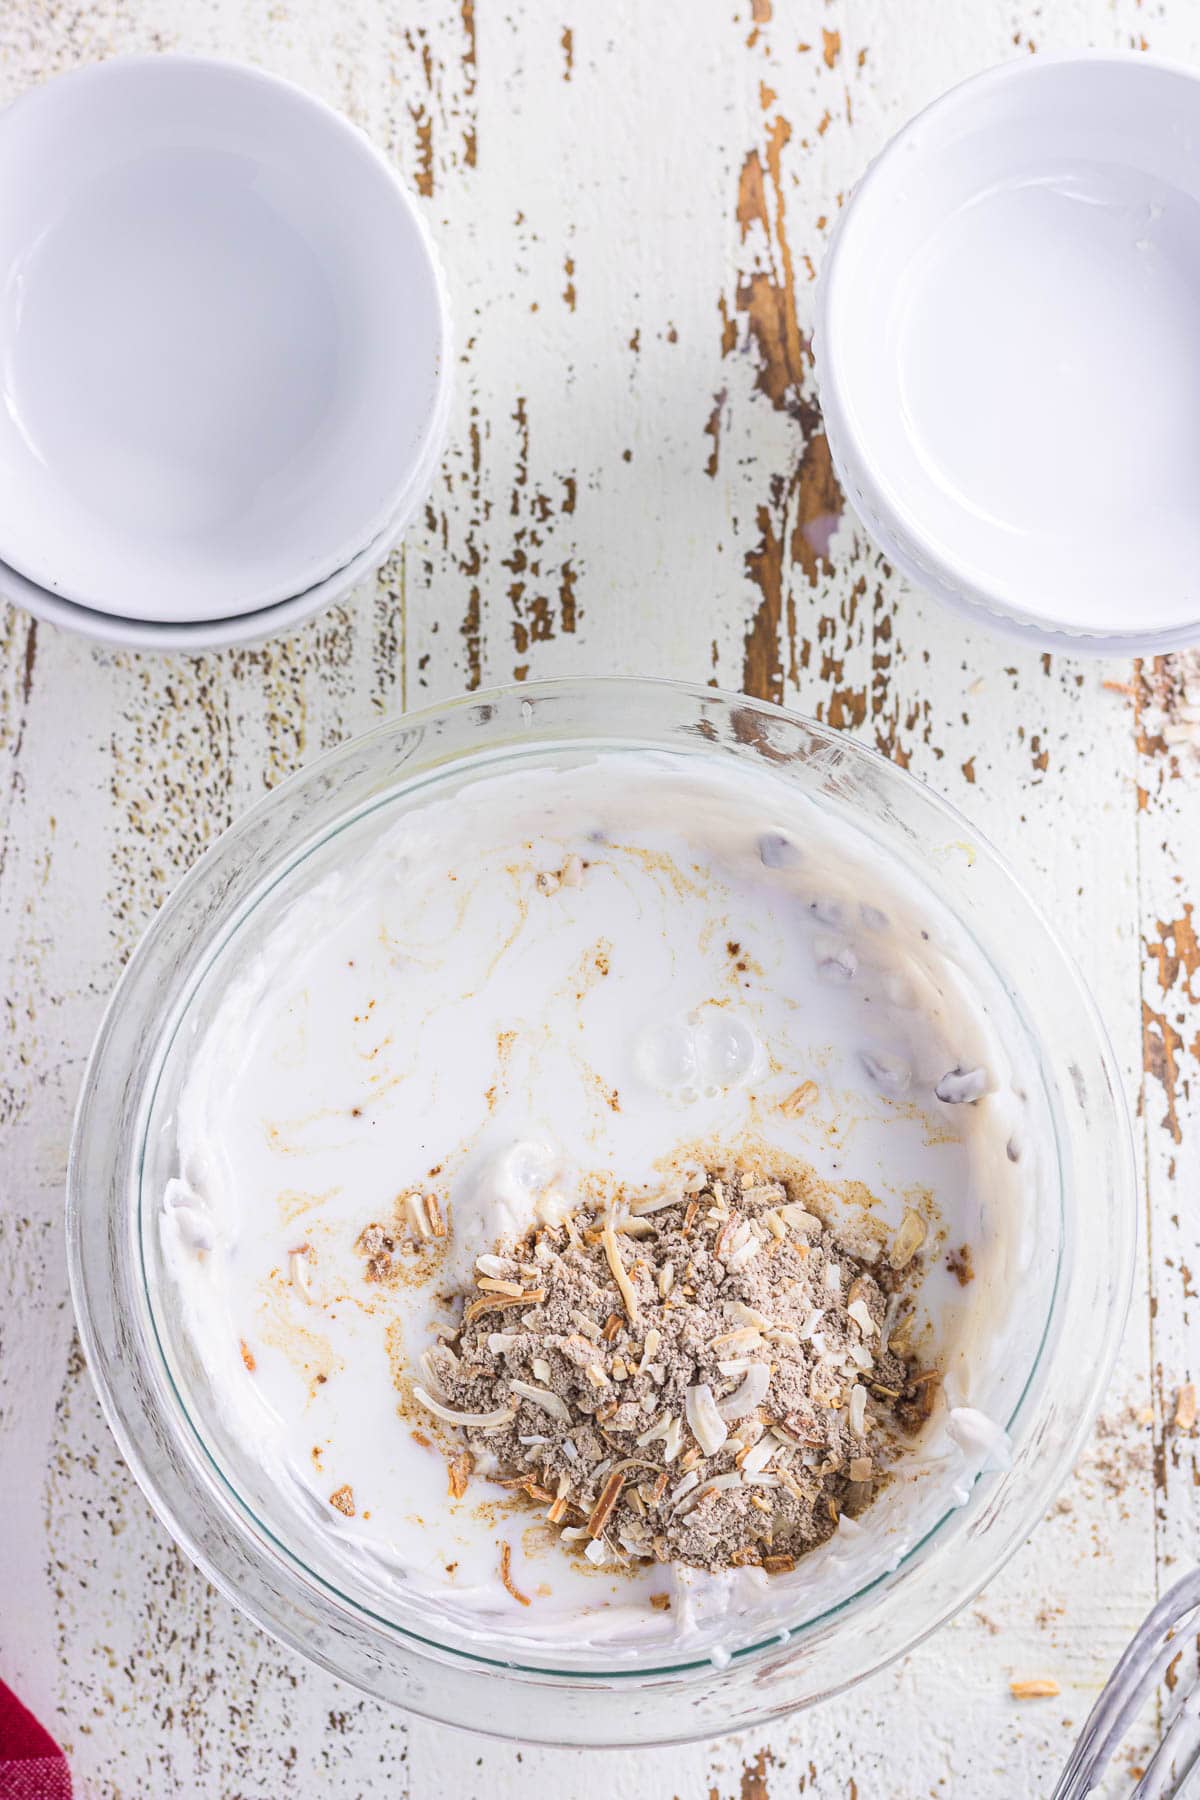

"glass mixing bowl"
[67, 679, 1135, 1747]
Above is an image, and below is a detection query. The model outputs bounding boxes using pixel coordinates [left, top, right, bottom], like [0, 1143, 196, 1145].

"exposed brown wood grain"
[719, 19, 845, 707]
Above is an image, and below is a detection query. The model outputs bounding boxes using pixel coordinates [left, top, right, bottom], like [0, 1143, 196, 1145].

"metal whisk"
[1053, 1570, 1200, 1798]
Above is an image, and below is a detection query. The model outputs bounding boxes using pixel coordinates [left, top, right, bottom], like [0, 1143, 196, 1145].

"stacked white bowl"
[0, 56, 450, 650]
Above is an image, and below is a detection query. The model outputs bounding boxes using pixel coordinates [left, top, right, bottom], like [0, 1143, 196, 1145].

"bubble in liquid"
[493, 1139, 559, 1199]
[814, 936, 857, 985]
[693, 1010, 758, 1086]
[635, 1008, 760, 1104]
[809, 896, 851, 930]
[935, 1065, 989, 1105]
[758, 831, 801, 870]
[635, 1016, 699, 1091]
[858, 1048, 911, 1098]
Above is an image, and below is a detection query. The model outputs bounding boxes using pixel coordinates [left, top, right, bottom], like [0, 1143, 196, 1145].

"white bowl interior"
[825, 57, 1200, 636]
[0, 57, 447, 624]
[0, 357, 452, 652]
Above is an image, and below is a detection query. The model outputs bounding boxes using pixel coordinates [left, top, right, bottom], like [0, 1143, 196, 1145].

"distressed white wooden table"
[1, 2, 1197, 1794]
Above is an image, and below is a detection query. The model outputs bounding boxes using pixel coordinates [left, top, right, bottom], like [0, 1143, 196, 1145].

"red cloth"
[0, 1681, 71, 1800]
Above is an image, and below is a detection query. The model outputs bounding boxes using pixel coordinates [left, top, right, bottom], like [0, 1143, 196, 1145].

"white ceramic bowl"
[0, 56, 449, 625]
[0, 359, 452, 652]
[816, 53, 1200, 653]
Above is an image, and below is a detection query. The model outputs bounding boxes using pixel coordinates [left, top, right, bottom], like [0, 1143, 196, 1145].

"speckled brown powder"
[416, 1167, 928, 1574]
[946, 1244, 975, 1286]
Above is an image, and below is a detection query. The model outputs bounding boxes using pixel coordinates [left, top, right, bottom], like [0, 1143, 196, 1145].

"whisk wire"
[1053, 1571, 1200, 1800]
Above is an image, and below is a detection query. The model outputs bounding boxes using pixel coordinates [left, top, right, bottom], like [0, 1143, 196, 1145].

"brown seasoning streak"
[448, 1451, 472, 1498]
[498, 1541, 531, 1605]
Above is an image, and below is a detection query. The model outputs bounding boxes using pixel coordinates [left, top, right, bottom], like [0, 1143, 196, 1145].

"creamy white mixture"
[154, 750, 1051, 1663]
